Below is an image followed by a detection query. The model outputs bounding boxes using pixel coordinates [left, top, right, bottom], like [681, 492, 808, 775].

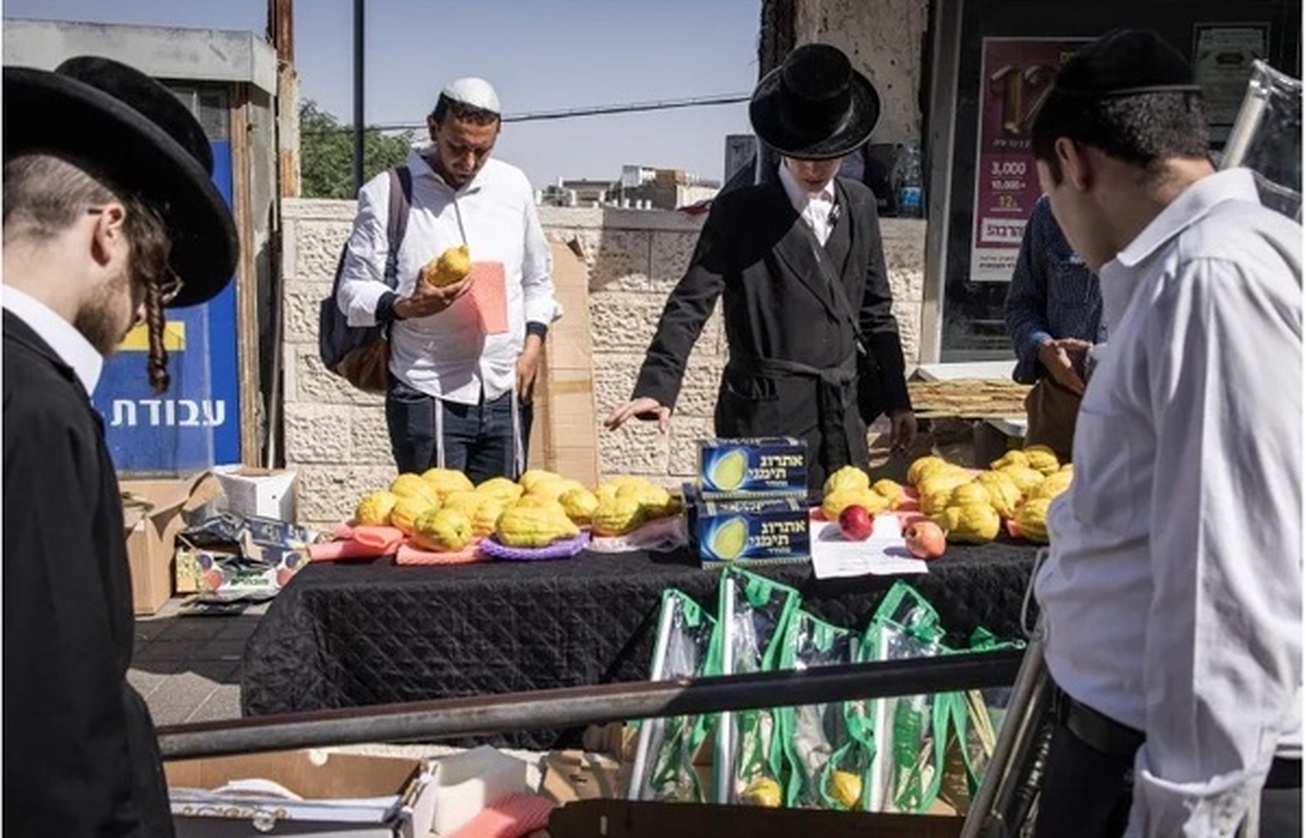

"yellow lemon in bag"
[741, 777, 782, 807]
[829, 770, 863, 809]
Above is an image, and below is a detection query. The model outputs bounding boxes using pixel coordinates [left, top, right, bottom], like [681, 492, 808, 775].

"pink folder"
[468, 261, 508, 335]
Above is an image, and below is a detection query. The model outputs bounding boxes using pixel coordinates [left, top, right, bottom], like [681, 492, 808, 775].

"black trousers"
[1036, 722, 1302, 838]
[385, 377, 532, 485]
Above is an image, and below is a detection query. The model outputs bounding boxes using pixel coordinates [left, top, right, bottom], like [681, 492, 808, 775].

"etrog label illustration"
[688, 492, 810, 566]
[708, 516, 750, 559]
[698, 437, 808, 496]
[709, 449, 749, 491]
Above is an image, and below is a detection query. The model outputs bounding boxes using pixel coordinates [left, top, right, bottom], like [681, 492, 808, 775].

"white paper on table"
[809, 513, 929, 579]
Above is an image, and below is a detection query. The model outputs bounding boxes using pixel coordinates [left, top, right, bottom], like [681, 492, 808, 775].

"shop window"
[928, 0, 1300, 362]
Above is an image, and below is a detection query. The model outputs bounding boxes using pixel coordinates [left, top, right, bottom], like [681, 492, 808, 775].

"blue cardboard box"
[697, 437, 808, 497]
[686, 486, 810, 567]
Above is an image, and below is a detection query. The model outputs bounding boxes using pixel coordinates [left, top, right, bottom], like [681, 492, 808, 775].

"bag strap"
[382, 165, 413, 289]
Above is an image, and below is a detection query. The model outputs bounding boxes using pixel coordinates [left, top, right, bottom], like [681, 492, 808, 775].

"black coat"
[633, 176, 911, 490]
[3, 311, 175, 837]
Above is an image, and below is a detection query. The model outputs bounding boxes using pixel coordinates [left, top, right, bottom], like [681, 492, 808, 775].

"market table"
[240, 543, 1038, 747]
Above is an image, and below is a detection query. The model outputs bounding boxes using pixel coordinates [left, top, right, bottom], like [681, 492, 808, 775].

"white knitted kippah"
[442, 77, 500, 114]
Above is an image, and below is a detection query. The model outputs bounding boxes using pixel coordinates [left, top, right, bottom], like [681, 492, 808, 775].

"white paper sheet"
[809, 513, 930, 579]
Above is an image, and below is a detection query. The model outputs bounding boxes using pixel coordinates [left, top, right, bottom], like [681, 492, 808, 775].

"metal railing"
[156, 649, 1024, 761]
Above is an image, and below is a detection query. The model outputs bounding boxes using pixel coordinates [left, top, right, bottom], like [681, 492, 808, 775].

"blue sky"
[4, 0, 760, 187]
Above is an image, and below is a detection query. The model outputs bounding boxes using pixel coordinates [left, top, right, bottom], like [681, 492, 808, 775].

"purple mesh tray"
[481, 530, 591, 562]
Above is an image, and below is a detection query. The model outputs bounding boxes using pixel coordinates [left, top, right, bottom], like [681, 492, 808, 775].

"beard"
[73, 265, 136, 357]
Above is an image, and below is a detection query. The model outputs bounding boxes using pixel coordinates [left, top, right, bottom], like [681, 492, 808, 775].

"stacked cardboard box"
[685, 437, 811, 568]
[120, 472, 224, 615]
[526, 240, 600, 487]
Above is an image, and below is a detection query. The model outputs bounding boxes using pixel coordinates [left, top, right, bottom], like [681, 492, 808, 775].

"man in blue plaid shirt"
[1003, 195, 1105, 460]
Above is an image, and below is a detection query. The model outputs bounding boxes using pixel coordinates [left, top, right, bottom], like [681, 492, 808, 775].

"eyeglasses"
[86, 206, 184, 305]
[154, 270, 185, 306]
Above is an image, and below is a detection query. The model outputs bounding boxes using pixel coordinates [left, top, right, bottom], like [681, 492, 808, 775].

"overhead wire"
[300, 92, 750, 136]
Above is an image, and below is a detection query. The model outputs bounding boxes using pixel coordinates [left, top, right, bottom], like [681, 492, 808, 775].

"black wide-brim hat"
[3, 56, 238, 308]
[750, 43, 881, 160]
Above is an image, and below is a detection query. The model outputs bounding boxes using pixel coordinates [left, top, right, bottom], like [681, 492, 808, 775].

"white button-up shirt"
[3, 285, 103, 395]
[778, 162, 837, 245]
[1035, 168, 1302, 837]
[337, 149, 558, 405]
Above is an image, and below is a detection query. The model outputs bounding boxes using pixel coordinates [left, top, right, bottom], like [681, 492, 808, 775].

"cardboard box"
[541, 750, 631, 805]
[525, 241, 601, 487]
[213, 466, 298, 523]
[698, 437, 808, 496]
[120, 472, 223, 615]
[165, 750, 436, 838]
[548, 799, 964, 838]
[174, 516, 316, 596]
[686, 489, 811, 568]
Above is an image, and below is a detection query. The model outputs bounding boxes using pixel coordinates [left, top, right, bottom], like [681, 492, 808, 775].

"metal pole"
[352, 0, 365, 196]
[627, 597, 678, 800]
[960, 616, 1051, 838]
[157, 650, 1023, 761]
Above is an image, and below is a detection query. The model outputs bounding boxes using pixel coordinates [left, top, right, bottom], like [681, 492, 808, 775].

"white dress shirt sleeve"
[337, 173, 393, 328]
[520, 189, 560, 325]
[1126, 258, 1302, 837]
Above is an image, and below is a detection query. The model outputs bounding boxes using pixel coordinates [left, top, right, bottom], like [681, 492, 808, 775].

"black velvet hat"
[750, 43, 881, 160]
[3, 56, 239, 308]
[1051, 29, 1201, 99]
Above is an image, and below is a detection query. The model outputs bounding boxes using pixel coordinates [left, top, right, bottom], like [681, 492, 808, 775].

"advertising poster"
[92, 140, 242, 474]
[1193, 23, 1269, 132]
[970, 37, 1090, 282]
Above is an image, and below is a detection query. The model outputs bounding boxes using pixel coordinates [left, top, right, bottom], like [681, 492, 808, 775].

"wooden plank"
[229, 89, 263, 466]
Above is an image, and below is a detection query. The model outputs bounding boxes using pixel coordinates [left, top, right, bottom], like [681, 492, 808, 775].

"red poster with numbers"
[970, 37, 1090, 282]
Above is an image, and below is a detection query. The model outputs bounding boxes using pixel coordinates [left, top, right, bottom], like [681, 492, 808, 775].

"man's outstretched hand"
[605, 397, 671, 434]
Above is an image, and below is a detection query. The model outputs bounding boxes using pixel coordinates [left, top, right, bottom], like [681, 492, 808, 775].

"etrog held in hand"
[425, 245, 472, 287]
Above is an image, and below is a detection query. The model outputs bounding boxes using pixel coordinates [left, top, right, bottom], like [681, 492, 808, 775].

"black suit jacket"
[633, 176, 912, 484]
[3, 312, 175, 837]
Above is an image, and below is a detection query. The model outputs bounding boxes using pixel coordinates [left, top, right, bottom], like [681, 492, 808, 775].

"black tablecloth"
[241, 544, 1037, 748]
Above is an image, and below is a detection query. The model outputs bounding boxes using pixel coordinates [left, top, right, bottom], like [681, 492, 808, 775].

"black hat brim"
[3, 66, 238, 309]
[749, 64, 881, 160]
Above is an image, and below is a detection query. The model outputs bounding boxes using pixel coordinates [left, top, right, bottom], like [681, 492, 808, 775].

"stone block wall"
[280, 199, 926, 528]
[794, 0, 931, 147]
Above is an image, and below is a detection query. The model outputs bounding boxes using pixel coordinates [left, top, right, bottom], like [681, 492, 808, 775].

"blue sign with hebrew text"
[91, 141, 241, 475]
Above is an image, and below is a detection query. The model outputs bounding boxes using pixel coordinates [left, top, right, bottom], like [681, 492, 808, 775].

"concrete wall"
[3, 19, 277, 94]
[794, 0, 931, 146]
[281, 200, 925, 529]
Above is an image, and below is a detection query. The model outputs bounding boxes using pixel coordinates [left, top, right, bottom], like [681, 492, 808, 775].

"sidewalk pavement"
[130, 598, 268, 728]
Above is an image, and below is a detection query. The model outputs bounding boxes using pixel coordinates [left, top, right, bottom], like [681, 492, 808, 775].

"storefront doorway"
[922, 0, 1301, 361]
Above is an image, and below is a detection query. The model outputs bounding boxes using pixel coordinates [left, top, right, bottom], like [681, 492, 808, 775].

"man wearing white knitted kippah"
[338, 76, 560, 483]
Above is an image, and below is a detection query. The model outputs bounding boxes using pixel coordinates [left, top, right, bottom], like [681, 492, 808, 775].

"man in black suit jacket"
[3, 58, 238, 836]
[606, 44, 916, 492]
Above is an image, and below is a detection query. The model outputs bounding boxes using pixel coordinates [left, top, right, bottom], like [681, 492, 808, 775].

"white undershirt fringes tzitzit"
[778, 162, 836, 245]
[336, 148, 559, 406]
[1034, 168, 1302, 838]
[2, 285, 104, 395]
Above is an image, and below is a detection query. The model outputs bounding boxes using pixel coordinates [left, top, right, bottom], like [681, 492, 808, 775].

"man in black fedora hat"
[606, 42, 916, 493]
[3, 56, 238, 836]
[1027, 29, 1301, 837]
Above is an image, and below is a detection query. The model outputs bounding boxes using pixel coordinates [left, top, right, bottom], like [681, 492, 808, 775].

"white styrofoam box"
[213, 465, 298, 522]
[429, 746, 531, 835]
